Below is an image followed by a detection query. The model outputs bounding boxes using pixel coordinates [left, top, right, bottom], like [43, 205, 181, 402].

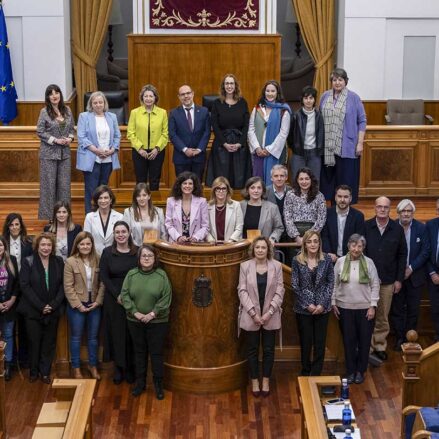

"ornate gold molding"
[151, 0, 257, 29]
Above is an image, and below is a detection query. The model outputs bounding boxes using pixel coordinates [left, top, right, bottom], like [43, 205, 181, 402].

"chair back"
[202, 95, 219, 113]
[386, 99, 425, 125]
[84, 91, 126, 124]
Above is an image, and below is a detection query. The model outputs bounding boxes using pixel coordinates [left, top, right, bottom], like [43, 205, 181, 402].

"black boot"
[153, 377, 164, 400]
[4, 362, 11, 381]
[113, 366, 123, 385]
[131, 379, 146, 397]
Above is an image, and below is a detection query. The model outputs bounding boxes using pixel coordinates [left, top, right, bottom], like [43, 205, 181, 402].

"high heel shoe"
[88, 366, 101, 380]
[73, 367, 83, 379]
[251, 379, 260, 398]
[261, 377, 270, 397]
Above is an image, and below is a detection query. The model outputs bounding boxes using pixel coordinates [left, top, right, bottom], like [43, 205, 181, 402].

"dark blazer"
[364, 217, 407, 284]
[18, 253, 65, 320]
[168, 105, 211, 165]
[0, 255, 20, 321]
[44, 224, 82, 257]
[321, 207, 365, 256]
[424, 217, 439, 276]
[288, 108, 325, 156]
[291, 254, 334, 315]
[404, 219, 429, 288]
[20, 239, 33, 267]
[265, 184, 292, 205]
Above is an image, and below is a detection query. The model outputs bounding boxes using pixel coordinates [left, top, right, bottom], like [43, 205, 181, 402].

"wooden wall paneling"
[9, 92, 77, 127]
[127, 34, 281, 115]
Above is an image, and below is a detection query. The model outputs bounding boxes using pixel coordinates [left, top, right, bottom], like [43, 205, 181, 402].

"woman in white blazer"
[207, 177, 243, 242]
[123, 183, 166, 246]
[84, 185, 123, 256]
[77, 91, 121, 213]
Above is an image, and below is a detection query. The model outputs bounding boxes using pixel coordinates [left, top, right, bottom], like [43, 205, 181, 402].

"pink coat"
[238, 258, 285, 331]
[165, 196, 209, 242]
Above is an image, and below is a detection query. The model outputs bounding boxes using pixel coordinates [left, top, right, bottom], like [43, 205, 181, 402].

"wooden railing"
[1, 125, 439, 203]
[32, 379, 96, 439]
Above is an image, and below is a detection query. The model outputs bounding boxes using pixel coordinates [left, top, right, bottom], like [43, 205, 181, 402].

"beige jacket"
[64, 255, 105, 308]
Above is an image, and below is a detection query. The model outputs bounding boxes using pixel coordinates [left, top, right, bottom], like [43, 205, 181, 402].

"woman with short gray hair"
[332, 233, 379, 384]
[77, 91, 121, 213]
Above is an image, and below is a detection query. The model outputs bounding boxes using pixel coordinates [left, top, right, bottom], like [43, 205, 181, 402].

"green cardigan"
[121, 267, 172, 323]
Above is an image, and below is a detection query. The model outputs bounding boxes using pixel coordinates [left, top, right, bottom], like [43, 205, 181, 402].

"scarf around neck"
[340, 252, 370, 284]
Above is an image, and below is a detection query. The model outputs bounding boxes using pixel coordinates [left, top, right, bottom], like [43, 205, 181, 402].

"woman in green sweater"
[121, 244, 172, 399]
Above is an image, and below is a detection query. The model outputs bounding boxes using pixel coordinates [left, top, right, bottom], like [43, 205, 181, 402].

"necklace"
[216, 204, 226, 212]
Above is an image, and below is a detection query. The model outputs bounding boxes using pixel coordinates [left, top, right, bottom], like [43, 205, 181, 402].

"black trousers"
[127, 320, 168, 383]
[243, 328, 276, 379]
[132, 149, 166, 190]
[339, 307, 375, 375]
[390, 279, 422, 341]
[296, 312, 329, 376]
[427, 279, 439, 341]
[174, 161, 205, 182]
[26, 317, 59, 376]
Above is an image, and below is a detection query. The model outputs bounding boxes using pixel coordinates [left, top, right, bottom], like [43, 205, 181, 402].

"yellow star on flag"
[6, 42, 9, 49]
[0, 86, 7, 92]
[9, 81, 14, 87]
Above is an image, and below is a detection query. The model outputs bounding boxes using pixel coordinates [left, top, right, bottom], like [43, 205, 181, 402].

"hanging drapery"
[291, 0, 336, 97]
[71, 0, 113, 112]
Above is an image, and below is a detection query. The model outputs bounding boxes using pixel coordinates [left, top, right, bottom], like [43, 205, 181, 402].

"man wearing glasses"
[168, 85, 211, 180]
[390, 200, 429, 351]
[364, 196, 407, 363]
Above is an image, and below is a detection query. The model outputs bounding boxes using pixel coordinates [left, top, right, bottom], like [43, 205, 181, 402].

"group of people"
[36, 67, 365, 220]
[10, 66, 434, 398]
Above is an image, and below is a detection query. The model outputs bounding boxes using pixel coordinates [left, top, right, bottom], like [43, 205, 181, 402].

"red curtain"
[150, 0, 259, 30]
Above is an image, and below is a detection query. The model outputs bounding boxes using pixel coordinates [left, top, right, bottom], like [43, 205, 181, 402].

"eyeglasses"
[215, 187, 227, 192]
[400, 209, 413, 214]
[179, 91, 193, 96]
[141, 254, 155, 259]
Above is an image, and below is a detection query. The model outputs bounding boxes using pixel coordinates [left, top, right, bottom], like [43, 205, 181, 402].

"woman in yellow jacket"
[127, 84, 168, 190]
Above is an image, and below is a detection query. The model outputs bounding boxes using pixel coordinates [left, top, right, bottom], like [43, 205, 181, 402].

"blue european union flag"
[0, 1, 17, 125]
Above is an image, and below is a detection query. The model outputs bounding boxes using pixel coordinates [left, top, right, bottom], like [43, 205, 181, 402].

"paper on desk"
[324, 404, 356, 421]
[330, 428, 361, 439]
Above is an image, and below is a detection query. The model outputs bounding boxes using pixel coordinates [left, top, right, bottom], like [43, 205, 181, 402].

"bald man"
[364, 196, 407, 361]
[168, 84, 211, 181]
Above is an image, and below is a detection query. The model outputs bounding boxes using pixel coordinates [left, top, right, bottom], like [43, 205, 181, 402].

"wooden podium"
[154, 240, 250, 394]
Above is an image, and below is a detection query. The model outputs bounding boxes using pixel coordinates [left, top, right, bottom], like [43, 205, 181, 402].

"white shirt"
[84, 262, 93, 293]
[9, 237, 21, 271]
[336, 207, 349, 257]
[95, 115, 111, 164]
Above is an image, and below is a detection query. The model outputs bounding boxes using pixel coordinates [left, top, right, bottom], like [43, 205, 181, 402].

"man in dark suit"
[168, 85, 211, 180]
[424, 198, 439, 343]
[364, 196, 407, 361]
[321, 184, 365, 263]
[390, 199, 429, 350]
[265, 165, 292, 264]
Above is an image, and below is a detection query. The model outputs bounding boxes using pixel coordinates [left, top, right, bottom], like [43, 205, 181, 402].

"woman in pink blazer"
[238, 236, 285, 397]
[165, 172, 209, 243]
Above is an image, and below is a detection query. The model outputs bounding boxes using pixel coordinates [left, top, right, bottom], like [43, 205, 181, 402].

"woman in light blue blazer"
[77, 91, 121, 213]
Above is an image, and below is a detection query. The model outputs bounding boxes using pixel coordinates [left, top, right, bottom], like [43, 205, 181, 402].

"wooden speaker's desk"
[155, 240, 250, 394]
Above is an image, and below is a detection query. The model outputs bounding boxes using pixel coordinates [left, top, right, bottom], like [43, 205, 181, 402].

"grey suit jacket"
[36, 107, 75, 160]
[240, 200, 284, 242]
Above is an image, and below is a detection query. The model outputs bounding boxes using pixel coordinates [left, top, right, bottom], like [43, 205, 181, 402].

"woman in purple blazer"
[77, 91, 121, 214]
[165, 172, 209, 243]
[238, 236, 285, 397]
[320, 68, 366, 204]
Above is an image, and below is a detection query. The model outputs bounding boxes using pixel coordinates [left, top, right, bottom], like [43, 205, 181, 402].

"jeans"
[83, 162, 113, 214]
[0, 319, 14, 362]
[67, 305, 102, 368]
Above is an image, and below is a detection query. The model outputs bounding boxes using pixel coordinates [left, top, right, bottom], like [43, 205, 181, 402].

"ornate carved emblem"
[192, 274, 213, 307]
[151, 0, 258, 29]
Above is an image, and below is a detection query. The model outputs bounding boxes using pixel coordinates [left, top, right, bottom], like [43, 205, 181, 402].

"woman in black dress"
[206, 73, 251, 189]
[99, 220, 138, 384]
